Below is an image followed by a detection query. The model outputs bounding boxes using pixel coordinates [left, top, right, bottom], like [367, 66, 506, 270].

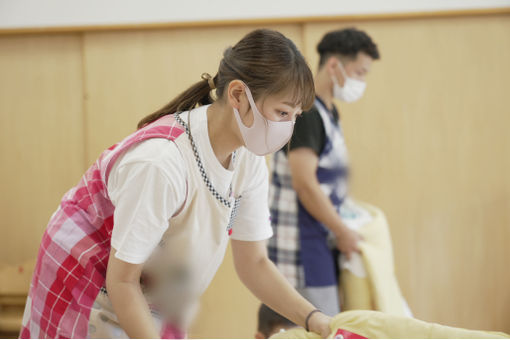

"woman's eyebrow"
[282, 101, 299, 107]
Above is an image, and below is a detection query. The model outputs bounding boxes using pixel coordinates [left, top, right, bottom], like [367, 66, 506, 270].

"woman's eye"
[278, 111, 289, 117]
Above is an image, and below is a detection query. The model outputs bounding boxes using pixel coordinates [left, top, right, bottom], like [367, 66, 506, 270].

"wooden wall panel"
[82, 25, 303, 164]
[303, 15, 510, 332]
[0, 34, 85, 265]
[82, 24, 303, 338]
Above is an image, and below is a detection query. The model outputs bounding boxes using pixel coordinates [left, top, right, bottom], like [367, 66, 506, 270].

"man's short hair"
[257, 304, 295, 338]
[317, 27, 380, 67]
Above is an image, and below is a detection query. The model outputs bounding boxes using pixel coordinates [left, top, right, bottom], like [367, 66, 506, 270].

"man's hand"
[288, 148, 361, 258]
[334, 225, 363, 260]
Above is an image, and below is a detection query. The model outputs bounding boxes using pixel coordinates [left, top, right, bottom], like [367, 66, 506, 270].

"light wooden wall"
[0, 34, 85, 265]
[0, 12, 509, 338]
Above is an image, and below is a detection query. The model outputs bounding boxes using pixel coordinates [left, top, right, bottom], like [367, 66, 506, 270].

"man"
[268, 28, 380, 316]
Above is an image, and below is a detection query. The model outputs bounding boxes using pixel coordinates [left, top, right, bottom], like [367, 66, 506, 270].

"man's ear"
[326, 56, 339, 77]
[227, 80, 245, 110]
[255, 331, 266, 339]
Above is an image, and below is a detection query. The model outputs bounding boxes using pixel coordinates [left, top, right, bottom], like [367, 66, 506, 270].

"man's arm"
[288, 147, 361, 258]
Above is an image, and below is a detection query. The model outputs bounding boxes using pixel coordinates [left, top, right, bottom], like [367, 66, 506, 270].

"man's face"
[330, 52, 373, 86]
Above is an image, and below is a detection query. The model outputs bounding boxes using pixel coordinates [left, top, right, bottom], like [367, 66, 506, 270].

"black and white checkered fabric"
[175, 112, 233, 207]
[175, 112, 241, 234]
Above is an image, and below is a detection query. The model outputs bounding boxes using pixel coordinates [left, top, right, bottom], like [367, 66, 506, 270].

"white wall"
[1, 0, 509, 30]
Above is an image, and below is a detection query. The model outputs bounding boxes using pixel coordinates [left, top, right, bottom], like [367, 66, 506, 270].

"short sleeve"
[285, 107, 326, 156]
[107, 140, 187, 264]
[230, 156, 273, 241]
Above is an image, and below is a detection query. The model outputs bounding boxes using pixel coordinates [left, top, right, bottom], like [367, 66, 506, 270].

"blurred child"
[256, 304, 297, 339]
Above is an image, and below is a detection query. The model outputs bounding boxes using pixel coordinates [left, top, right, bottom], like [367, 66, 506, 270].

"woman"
[20, 29, 332, 338]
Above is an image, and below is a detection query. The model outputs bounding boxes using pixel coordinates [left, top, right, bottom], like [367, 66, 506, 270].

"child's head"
[256, 304, 296, 339]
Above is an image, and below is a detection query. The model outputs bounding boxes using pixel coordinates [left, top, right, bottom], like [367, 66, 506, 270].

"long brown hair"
[137, 29, 315, 129]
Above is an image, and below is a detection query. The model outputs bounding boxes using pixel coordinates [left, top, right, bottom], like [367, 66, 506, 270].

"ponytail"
[137, 29, 315, 129]
[137, 73, 217, 129]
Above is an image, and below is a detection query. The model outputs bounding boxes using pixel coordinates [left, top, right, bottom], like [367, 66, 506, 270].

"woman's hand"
[232, 240, 332, 338]
[106, 249, 160, 338]
[308, 312, 332, 338]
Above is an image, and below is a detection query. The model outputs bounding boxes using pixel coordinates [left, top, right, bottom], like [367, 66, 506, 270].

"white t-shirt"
[91, 105, 273, 329]
[108, 107, 273, 264]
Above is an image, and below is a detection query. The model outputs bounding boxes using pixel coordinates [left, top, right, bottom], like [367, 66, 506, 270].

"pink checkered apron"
[20, 115, 186, 339]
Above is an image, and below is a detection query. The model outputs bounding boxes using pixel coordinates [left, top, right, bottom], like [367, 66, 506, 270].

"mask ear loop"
[241, 83, 259, 114]
[240, 82, 270, 128]
[330, 59, 346, 89]
[336, 59, 349, 78]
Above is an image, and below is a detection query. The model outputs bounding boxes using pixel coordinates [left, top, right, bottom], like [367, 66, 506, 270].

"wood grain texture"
[0, 34, 85, 265]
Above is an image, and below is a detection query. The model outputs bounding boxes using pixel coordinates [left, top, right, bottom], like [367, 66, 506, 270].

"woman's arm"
[288, 147, 361, 258]
[231, 239, 332, 337]
[105, 249, 160, 338]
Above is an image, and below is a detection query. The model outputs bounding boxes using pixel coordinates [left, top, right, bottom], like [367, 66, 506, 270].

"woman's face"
[227, 80, 304, 155]
[237, 88, 303, 127]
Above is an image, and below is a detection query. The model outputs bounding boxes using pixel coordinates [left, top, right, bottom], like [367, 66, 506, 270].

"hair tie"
[305, 309, 321, 332]
[201, 72, 216, 90]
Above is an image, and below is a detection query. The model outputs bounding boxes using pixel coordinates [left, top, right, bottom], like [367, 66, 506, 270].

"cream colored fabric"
[340, 200, 408, 316]
[271, 310, 509, 339]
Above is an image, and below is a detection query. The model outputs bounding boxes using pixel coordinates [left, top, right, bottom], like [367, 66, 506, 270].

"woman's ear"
[227, 80, 245, 109]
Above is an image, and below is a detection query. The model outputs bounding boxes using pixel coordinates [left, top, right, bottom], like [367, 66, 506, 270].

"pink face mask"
[233, 84, 298, 156]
